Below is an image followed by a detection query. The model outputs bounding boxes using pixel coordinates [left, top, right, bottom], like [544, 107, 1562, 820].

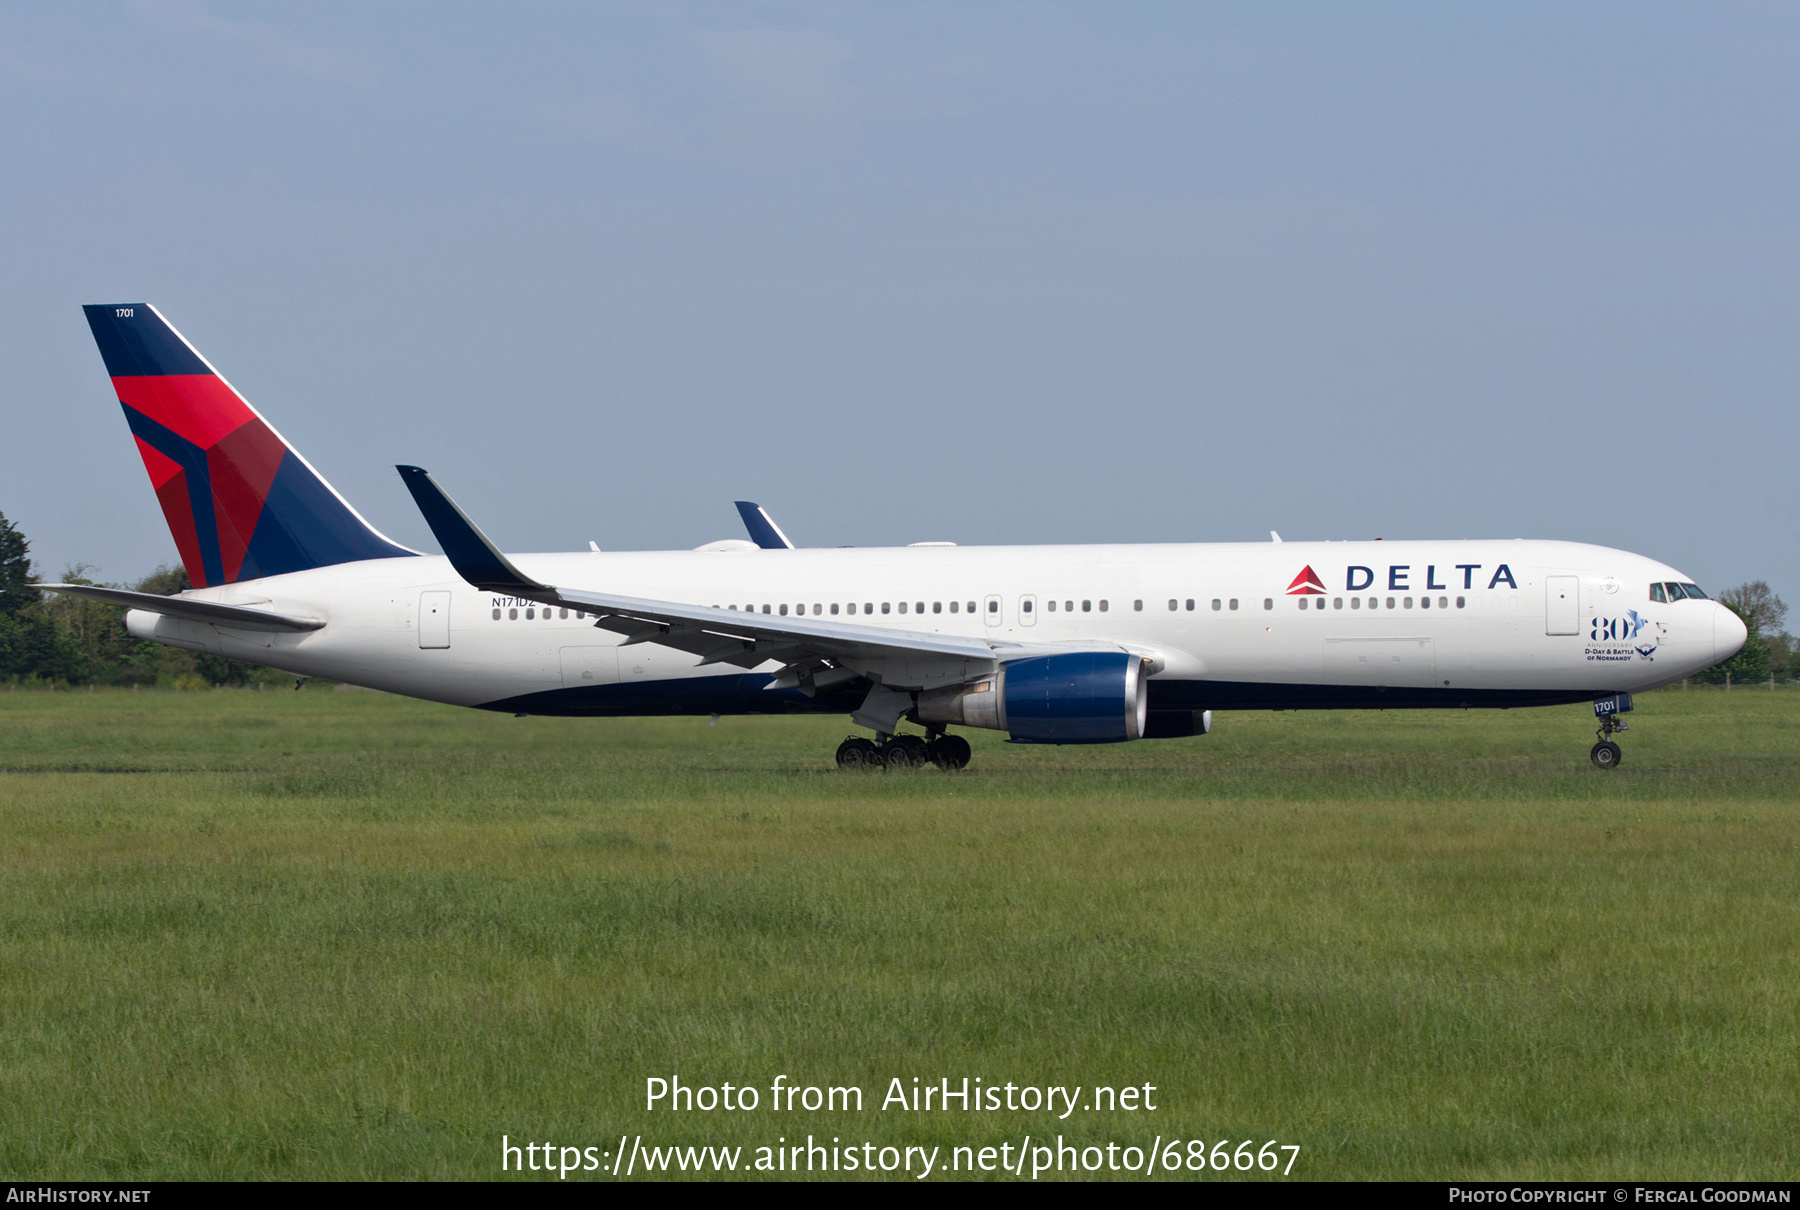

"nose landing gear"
[1590, 734, 1623, 769]
[1589, 693, 1632, 769]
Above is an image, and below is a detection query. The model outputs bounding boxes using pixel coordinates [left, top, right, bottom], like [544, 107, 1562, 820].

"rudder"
[84, 304, 416, 587]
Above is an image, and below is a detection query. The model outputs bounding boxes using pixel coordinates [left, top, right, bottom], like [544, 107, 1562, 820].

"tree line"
[0, 507, 1792, 688]
[1, 510, 280, 687]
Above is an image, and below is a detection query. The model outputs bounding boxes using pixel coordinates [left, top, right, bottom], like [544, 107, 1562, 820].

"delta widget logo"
[1285, 565, 1326, 596]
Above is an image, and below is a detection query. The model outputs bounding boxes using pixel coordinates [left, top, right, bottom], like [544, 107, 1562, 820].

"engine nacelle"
[917, 651, 1149, 744]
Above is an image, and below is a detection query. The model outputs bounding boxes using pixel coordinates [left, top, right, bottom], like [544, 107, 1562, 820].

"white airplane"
[49, 304, 1746, 771]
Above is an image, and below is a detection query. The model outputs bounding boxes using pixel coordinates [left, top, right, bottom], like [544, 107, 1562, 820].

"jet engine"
[917, 651, 1150, 744]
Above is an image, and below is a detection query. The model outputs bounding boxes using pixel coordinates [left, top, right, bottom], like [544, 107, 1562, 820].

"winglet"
[395, 466, 549, 595]
[734, 501, 795, 550]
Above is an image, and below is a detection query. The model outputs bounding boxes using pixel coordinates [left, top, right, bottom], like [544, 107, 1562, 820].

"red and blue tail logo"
[83, 304, 416, 587]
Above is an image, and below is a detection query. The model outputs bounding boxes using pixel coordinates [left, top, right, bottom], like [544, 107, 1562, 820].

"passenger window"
[1133, 600, 1142, 611]
[1420, 597, 1430, 609]
[1438, 596, 1448, 609]
[1168, 599, 1178, 611]
[1386, 598, 1395, 609]
[1207, 599, 1216, 611]
[526, 608, 535, 620]
[1047, 600, 1057, 612]
[1082, 600, 1092, 612]
[491, 608, 501, 620]
[882, 602, 891, 614]
[831, 603, 839, 615]
[509, 608, 518, 620]
[934, 602, 942, 614]
[1263, 598, 1272, 610]
[1065, 600, 1074, 612]
[1649, 583, 1667, 603]
[916, 602, 925, 614]
[966, 602, 976, 613]
[1229, 599, 1238, 610]
[1350, 598, 1360, 610]
[1456, 596, 1466, 608]
[1098, 600, 1108, 612]
[1334, 597, 1343, 610]
[1020, 600, 1031, 613]
[865, 603, 874, 614]
[560, 608, 568, 619]
[988, 600, 998, 613]
[950, 601, 959, 613]
[1369, 598, 1379, 609]
[898, 602, 907, 614]
[762, 604, 771, 614]
[780, 604, 788, 616]
[845, 603, 855, 615]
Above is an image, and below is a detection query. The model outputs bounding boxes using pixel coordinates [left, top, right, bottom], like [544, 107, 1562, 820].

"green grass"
[1, 684, 1797, 1181]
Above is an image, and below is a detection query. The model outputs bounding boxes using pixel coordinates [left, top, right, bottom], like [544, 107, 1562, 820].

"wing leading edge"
[395, 466, 998, 691]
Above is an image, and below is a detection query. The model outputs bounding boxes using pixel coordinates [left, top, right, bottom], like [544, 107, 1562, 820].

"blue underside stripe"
[479, 676, 1617, 721]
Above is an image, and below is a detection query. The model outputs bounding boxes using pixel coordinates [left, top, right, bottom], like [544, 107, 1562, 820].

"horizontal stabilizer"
[40, 584, 324, 631]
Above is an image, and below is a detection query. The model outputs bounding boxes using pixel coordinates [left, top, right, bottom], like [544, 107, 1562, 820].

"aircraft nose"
[1714, 604, 1748, 663]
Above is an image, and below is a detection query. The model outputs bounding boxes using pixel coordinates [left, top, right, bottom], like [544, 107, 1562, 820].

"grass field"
[1, 684, 1796, 1181]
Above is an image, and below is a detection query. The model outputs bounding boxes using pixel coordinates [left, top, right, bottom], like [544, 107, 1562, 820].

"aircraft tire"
[929, 735, 972, 771]
[836, 737, 881, 771]
[883, 736, 928, 770]
[1590, 740, 1622, 770]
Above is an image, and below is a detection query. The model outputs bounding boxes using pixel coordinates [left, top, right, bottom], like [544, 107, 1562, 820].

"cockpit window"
[1649, 583, 1667, 603]
[1663, 582, 1688, 600]
[1679, 583, 1708, 600]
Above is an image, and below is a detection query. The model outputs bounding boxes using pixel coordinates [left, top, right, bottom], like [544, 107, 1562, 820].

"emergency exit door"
[1545, 576, 1579, 636]
[419, 591, 451, 648]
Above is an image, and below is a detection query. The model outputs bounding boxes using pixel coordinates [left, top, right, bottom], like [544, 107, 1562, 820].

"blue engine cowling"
[1001, 651, 1149, 744]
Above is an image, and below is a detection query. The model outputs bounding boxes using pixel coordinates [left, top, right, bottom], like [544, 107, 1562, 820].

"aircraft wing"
[396, 466, 998, 689]
[40, 584, 325, 631]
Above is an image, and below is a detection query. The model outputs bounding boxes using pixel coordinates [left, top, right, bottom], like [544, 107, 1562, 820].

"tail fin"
[83, 304, 416, 587]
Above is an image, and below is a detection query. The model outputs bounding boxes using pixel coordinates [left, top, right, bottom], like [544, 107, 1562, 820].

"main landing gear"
[836, 731, 971, 772]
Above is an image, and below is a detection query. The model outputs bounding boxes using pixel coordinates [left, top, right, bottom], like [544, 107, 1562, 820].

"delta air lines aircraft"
[48, 304, 1746, 771]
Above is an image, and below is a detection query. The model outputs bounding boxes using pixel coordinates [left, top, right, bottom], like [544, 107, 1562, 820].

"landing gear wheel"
[1590, 740, 1622, 770]
[929, 734, 972, 771]
[836, 737, 881, 770]
[883, 735, 928, 770]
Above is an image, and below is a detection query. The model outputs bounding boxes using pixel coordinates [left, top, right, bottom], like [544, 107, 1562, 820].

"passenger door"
[1545, 576, 1580, 636]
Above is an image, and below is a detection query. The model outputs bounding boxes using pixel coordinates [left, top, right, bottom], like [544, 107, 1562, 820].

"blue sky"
[3, 3, 1795, 606]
